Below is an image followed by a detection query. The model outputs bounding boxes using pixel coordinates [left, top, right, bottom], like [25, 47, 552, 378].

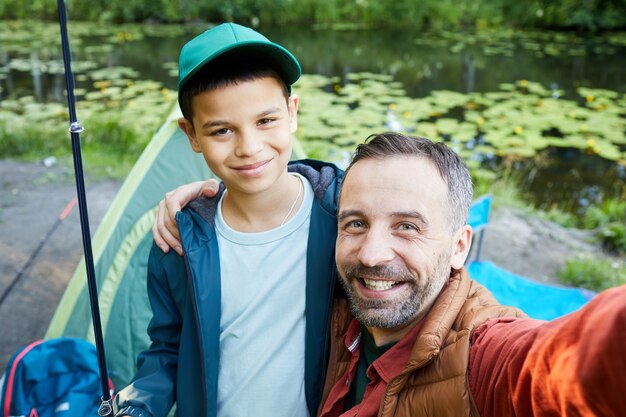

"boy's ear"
[288, 94, 299, 133]
[178, 117, 201, 153]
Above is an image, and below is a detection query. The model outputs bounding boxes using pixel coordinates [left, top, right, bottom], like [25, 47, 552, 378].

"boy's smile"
[179, 76, 299, 200]
[232, 159, 273, 177]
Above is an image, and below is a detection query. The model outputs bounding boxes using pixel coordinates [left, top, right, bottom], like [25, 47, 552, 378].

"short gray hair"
[344, 132, 473, 231]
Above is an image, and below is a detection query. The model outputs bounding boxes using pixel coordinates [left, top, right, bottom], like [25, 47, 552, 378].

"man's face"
[336, 156, 469, 331]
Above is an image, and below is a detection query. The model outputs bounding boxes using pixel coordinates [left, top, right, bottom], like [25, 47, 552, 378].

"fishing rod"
[56, 1, 113, 416]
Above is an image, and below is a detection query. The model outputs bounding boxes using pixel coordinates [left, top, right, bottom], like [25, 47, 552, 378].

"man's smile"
[354, 276, 411, 300]
[362, 278, 402, 291]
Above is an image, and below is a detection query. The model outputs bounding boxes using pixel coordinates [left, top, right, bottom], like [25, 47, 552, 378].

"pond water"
[1, 22, 624, 213]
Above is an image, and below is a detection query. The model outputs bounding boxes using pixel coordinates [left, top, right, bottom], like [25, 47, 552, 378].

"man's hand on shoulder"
[152, 179, 220, 255]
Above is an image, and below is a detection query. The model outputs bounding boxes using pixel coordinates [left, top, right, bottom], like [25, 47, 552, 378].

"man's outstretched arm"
[152, 179, 220, 255]
[469, 284, 626, 417]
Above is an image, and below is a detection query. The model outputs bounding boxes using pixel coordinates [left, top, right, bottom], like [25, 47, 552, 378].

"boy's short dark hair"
[179, 52, 291, 122]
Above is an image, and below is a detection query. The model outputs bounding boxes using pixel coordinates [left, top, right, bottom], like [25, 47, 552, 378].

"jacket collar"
[405, 268, 471, 369]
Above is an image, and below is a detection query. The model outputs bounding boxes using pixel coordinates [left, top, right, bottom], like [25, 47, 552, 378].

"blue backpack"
[0, 338, 111, 417]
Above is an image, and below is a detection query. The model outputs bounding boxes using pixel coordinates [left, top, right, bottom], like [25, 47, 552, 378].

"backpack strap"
[3, 340, 44, 417]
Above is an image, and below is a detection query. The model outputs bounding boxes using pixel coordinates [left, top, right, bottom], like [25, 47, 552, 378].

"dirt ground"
[0, 158, 605, 372]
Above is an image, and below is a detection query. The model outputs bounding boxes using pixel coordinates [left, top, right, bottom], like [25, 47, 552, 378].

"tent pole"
[56, 1, 113, 415]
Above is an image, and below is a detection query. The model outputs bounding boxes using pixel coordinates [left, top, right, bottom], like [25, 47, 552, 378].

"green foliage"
[0, 72, 176, 179]
[0, 98, 71, 158]
[472, 168, 533, 212]
[535, 200, 626, 253]
[583, 199, 626, 229]
[583, 200, 626, 253]
[596, 222, 626, 254]
[558, 255, 626, 292]
[1, 0, 625, 30]
[0, 118, 69, 158]
[537, 206, 579, 228]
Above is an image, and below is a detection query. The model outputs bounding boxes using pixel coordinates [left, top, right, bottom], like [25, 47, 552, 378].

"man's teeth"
[363, 278, 398, 291]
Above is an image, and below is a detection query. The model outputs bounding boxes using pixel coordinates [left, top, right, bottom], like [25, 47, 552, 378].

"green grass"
[476, 180, 530, 211]
[582, 200, 626, 254]
[541, 199, 626, 255]
[558, 255, 626, 292]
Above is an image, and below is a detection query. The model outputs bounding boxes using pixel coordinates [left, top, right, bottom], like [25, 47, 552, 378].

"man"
[153, 132, 625, 416]
[319, 132, 524, 416]
[321, 132, 625, 417]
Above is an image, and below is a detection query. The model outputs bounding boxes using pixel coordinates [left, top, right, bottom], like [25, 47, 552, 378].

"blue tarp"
[468, 261, 596, 321]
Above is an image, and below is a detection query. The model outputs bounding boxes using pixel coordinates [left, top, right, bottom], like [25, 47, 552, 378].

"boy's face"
[179, 76, 298, 198]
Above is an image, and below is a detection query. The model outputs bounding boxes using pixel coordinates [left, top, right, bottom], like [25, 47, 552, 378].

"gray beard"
[339, 252, 452, 329]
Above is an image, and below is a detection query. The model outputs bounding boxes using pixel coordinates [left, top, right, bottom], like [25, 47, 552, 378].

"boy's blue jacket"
[114, 160, 343, 417]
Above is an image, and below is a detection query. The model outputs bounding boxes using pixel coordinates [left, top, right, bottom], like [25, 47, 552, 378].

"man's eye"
[345, 220, 366, 229]
[398, 223, 418, 232]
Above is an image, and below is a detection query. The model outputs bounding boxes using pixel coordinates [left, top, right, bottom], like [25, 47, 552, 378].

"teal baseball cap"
[178, 23, 301, 95]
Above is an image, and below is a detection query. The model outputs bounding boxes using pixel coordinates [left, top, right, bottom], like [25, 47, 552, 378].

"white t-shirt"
[215, 173, 314, 417]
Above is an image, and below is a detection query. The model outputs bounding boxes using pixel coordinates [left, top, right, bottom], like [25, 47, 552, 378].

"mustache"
[342, 263, 414, 282]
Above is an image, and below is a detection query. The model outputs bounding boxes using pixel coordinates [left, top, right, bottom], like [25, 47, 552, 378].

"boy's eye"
[258, 118, 275, 125]
[210, 128, 231, 136]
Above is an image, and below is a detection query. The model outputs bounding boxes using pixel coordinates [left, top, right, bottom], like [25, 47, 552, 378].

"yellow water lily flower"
[94, 80, 111, 89]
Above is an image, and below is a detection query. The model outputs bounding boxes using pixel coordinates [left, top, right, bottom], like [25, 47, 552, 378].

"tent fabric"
[45, 106, 215, 388]
[468, 261, 595, 321]
[46, 107, 593, 389]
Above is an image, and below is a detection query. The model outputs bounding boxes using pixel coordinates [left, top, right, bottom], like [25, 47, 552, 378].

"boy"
[113, 23, 342, 417]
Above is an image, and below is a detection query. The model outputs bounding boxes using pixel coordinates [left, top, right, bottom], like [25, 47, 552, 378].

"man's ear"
[288, 94, 299, 133]
[450, 225, 472, 269]
[178, 117, 201, 153]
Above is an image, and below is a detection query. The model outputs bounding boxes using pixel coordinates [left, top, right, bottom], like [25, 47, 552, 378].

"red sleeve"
[469, 285, 626, 417]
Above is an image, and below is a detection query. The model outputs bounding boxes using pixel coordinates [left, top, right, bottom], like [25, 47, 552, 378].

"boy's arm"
[469, 284, 626, 417]
[113, 244, 185, 417]
[153, 180, 220, 255]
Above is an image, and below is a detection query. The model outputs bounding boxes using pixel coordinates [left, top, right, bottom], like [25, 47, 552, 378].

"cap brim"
[179, 41, 301, 91]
